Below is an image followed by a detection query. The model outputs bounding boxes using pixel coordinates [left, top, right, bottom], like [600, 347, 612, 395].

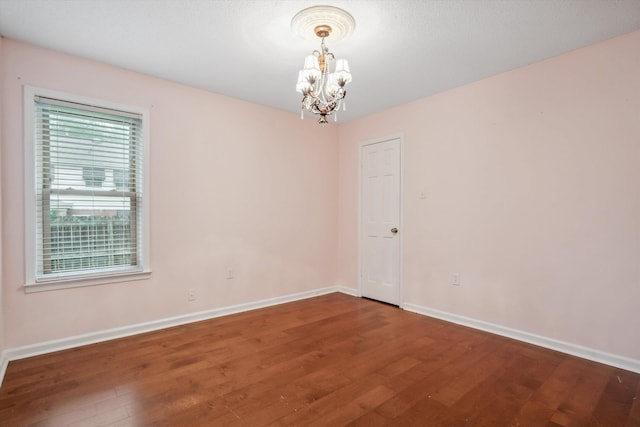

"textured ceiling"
[1, 0, 640, 123]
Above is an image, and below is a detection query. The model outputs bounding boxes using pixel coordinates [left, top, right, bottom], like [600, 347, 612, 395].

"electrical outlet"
[187, 288, 196, 301]
[452, 273, 461, 286]
[226, 267, 234, 279]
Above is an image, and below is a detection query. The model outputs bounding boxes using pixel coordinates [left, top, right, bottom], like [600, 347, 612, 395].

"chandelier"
[292, 6, 355, 125]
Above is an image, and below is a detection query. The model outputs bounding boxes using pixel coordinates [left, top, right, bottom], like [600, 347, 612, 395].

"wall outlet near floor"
[226, 267, 234, 279]
[187, 288, 196, 301]
[452, 273, 461, 286]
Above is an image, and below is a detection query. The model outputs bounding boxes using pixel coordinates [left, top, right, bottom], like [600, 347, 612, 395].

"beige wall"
[337, 30, 640, 360]
[1, 39, 338, 348]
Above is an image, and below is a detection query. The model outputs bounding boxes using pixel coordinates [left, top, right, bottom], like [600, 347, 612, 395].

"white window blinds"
[32, 95, 145, 281]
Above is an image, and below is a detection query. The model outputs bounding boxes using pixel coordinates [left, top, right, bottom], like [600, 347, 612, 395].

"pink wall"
[338, 30, 640, 360]
[1, 40, 338, 348]
[2, 30, 639, 364]
[0, 36, 5, 357]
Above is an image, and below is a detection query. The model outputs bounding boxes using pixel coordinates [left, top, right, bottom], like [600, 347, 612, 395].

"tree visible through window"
[30, 94, 146, 281]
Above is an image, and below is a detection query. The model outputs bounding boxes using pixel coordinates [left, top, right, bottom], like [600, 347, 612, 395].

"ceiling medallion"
[292, 6, 355, 125]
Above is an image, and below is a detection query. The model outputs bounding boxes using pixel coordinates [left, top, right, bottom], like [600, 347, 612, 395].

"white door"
[360, 137, 401, 305]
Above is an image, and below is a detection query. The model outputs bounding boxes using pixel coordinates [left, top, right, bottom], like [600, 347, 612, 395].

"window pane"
[47, 215, 133, 273]
[34, 98, 143, 279]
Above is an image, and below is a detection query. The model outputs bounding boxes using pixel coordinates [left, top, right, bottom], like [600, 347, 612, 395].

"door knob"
[391, 227, 398, 234]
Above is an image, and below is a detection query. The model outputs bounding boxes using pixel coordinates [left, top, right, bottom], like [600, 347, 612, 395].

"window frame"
[24, 86, 151, 292]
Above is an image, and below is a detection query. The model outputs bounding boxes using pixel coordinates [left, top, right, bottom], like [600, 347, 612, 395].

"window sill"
[24, 270, 151, 293]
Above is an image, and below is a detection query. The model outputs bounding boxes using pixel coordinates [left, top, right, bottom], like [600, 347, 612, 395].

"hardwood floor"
[1, 293, 638, 426]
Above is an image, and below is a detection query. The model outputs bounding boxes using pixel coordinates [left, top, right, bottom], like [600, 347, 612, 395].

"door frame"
[358, 134, 404, 306]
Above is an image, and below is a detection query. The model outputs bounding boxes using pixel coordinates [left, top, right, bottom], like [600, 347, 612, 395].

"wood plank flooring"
[1, 293, 638, 426]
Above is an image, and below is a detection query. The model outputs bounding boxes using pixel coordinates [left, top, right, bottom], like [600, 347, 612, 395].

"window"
[24, 87, 150, 290]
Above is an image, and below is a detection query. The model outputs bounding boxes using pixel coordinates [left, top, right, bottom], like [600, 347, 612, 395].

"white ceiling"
[1, 0, 640, 123]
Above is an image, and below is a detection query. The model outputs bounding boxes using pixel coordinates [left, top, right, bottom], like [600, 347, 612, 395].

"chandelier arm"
[310, 102, 325, 115]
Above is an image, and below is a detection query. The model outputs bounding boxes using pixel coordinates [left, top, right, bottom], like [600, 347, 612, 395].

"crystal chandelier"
[292, 6, 355, 125]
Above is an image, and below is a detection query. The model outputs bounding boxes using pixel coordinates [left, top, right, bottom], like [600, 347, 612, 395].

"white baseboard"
[0, 351, 8, 386]
[3, 289, 637, 388]
[334, 285, 359, 297]
[0, 286, 346, 386]
[403, 302, 640, 374]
